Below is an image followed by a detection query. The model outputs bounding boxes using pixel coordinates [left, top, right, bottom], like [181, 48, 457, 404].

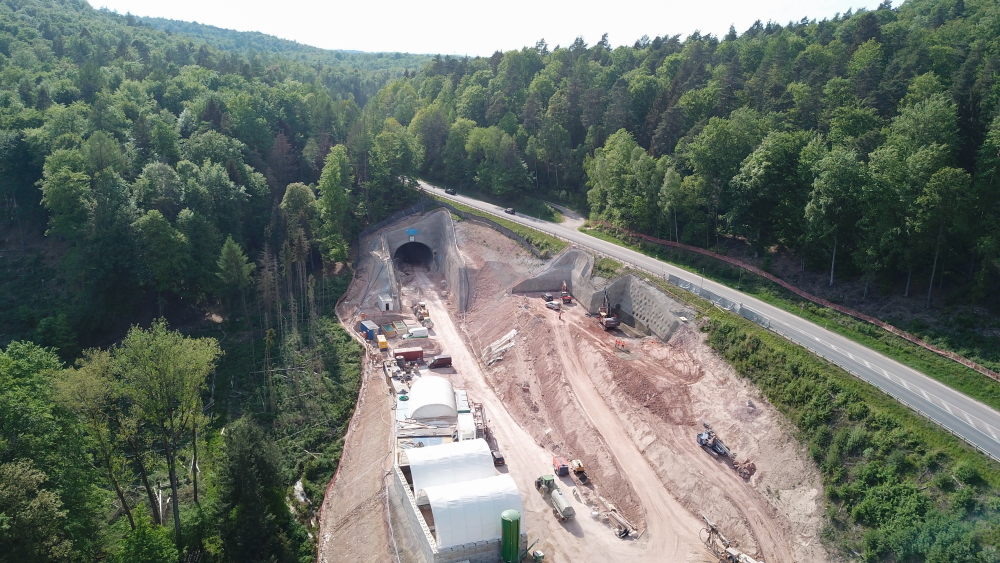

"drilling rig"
[701, 515, 764, 563]
[596, 289, 620, 330]
[561, 281, 572, 304]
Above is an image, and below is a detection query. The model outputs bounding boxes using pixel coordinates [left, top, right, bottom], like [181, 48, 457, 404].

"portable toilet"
[376, 334, 388, 350]
[359, 320, 379, 340]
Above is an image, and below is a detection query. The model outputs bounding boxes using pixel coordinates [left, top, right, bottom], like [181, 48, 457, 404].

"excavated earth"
[321, 218, 831, 563]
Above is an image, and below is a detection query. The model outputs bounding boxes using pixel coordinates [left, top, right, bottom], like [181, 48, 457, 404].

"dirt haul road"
[444, 220, 826, 562]
[542, 304, 811, 563]
[409, 271, 709, 563]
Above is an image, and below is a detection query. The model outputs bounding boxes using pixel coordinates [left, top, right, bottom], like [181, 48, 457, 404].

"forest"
[2, 0, 1000, 560]
[389, 0, 1000, 312]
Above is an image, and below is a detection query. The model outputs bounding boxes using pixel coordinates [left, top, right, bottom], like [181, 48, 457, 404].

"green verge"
[581, 225, 1000, 413]
[704, 307, 1000, 561]
[642, 272, 1000, 559]
[593, 257, 622, 278]
[433, 196, 568, 256]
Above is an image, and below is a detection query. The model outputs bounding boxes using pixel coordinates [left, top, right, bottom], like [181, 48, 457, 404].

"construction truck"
[596, 289, 620, 330]
[697, 423, 734, 459]
[561, 281, 572, 304]
[535, 475, 575, 522]
[411, 301, 433, 328]
[570, 459, 588, 483]
[702, 515, 764, 563]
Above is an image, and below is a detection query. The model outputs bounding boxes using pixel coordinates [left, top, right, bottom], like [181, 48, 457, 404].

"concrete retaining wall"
[390, 466, 435, 563]
[511, 248, 595, 306]
[513, 249, 691, 342]
[597, 275, 686, 342]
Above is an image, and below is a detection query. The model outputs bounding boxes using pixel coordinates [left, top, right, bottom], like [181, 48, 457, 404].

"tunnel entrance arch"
[394, 241, 434, 268]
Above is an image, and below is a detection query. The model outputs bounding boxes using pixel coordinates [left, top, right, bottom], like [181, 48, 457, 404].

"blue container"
[360, 320, 379, 340]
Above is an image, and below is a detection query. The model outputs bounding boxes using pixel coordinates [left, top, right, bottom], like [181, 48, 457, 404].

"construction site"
[319, 207, 831, 563]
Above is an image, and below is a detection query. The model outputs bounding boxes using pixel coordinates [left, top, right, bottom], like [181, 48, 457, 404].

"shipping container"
[359, 320, 379, 340]
[393, 347, 424, 361]
[377, 335, 388, 350]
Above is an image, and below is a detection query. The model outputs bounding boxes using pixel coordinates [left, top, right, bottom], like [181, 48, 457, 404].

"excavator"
[596, 289, 620, 330]
[561, 281, 572, 304]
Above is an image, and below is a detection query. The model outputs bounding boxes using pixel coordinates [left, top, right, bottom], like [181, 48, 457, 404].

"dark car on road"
[504, 207, 515, 215]
[445, 188, 456, 195]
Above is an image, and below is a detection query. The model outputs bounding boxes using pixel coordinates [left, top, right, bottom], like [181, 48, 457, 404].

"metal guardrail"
[591, 221, 1000, 382]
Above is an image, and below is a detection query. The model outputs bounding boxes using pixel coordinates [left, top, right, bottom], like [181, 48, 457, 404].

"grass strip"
[703, 305, 1000, 561]
[434, 196, 568, 256]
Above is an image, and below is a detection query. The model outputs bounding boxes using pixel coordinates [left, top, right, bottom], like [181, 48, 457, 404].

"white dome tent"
[420, 474, 524, 549]
[406, 375, 457, 420]
[406, 439, 495, 496]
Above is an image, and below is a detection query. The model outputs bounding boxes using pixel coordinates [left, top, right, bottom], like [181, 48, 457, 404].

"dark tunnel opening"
[394, 242, 434, 268]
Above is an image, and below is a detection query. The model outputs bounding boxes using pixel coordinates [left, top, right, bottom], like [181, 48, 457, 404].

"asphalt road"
[421, 181, 1000, 461]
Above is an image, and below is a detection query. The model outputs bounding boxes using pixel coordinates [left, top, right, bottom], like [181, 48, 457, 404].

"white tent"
[421, 474, 524, 548]
[407, 375, 457, 420]
[406, 438, 495, 495]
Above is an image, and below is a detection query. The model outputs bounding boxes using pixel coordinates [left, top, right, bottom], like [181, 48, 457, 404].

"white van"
[404, 326, 429, 339]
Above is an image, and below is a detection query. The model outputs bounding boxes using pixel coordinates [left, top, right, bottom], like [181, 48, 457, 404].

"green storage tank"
[500, 509, 521, 563]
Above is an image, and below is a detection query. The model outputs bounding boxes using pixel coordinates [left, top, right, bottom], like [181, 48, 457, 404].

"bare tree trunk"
[927, 225, 943, 308]
[904, 268, 912, 297]
[192, 425, 199, 506]
[127, 437, 160, 525]
[166, 446, 182, 544]
[829, 231, 837, 287]
[863, 275, 870, 301]
[103, 450, 135, 530]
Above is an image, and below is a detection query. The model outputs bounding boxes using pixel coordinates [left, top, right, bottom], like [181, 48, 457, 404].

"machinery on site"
[552, 456, 570, 476]
[561, 281, 572, 304]
[570, 459, 588, 483]
[701, 515, 764, 563]
[535, 475, 575, 521]
[697, 423, 757, 479]
[697, 423, 734, 459]
[596, 289, 620, 330]
[411, 301, 433, 327]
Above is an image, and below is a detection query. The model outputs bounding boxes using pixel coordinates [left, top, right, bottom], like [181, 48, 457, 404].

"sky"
[91, 0, 892, 56]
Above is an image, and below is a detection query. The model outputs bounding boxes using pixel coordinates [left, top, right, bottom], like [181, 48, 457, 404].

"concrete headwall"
[513, 249, 690, 342]
[511, 248, 595, 306]
[383, 209, 470, 311]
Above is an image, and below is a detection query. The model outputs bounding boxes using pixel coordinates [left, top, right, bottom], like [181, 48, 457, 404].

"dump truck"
[561, 281, 572, 304]
[596, 289, 620, 330]
[552, 456, 569, 476]
[570, 459, 588, 483]
[697, 423, 734, 459]
[535, 475, 575, 521]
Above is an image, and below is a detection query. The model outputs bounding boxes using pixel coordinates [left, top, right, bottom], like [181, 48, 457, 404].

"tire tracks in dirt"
[544, 310, 708, 561]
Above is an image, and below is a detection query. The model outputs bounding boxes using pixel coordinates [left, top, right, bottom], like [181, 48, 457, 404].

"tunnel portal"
[394, 241, 434, 268]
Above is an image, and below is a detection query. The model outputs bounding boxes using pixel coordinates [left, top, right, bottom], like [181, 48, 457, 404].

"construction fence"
[666, 274, 771, 329]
